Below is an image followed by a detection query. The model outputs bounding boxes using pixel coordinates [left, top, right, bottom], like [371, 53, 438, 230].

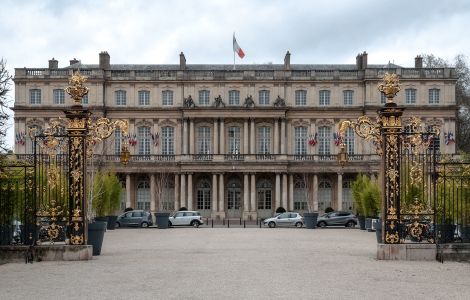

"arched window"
[318, 181, 332, 211]
[294, 179, 307, 210]
[318, 126, 331, 155]
[294, 126, 307, 155]
[137, 179, 150, 211]
[28, 125, 42, 154]
[196, 179, 211, 210]
[138, 126, 151, 155]
[342, 180, 353, 211]
[257, 179, 272, 210]
[162, 179, 175, 211]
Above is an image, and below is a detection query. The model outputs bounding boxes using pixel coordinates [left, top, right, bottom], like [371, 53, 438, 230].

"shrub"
[325, 207, 334, 213]
[275, 207, 286, 214]
[124, 207, 133, 212]
[178, 207, 188, 211]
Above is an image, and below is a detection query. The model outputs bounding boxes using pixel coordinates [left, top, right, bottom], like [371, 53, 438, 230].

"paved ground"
[1, 227, 469, 300]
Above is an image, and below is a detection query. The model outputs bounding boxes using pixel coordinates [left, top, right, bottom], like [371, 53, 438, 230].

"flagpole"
[233, 32, 236, 70]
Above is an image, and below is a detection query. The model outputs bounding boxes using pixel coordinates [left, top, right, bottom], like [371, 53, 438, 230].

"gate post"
[378, 73, 404, 244]
[65, 72, 90, 245]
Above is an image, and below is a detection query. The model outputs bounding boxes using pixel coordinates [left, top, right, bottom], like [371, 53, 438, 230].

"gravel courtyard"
[1, 227, 469, 300]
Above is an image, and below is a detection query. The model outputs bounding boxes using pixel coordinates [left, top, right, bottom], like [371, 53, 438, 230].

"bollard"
[227, 219, 230, 228]
[244, 220, 246, 228]
[223, 218, 225, 226]
[239, 218, 242, 226]
[211, 219, 214, 228]
[259, 220, 262, 228]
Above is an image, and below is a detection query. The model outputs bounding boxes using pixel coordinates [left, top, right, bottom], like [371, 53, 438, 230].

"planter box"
[87, 221, 107, 256]
[155, 213, 170, 229]
[303, 213, 319, 229]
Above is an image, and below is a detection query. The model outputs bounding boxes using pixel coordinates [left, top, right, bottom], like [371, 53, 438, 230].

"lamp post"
[337, 144, 348, 168]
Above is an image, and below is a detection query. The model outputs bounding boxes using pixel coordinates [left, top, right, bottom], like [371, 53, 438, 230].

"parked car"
[168, 211, 204, 227]
[263, 212, 304, 228]
[116, 210, 153, 228]
[316, 211, 357, 228]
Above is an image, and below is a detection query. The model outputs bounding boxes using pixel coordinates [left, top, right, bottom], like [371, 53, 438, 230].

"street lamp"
[337, 144, 348, 167]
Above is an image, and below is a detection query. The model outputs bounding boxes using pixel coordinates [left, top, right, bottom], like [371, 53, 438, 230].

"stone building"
[13, 51, 457, 219]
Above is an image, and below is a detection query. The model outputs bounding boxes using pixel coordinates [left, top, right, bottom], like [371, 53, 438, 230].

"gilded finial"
[378, 72, 401, 104]
[65, 70, 89, 105]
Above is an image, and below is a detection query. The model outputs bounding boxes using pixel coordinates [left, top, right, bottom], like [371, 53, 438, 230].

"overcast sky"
[2, 0, 470, 150]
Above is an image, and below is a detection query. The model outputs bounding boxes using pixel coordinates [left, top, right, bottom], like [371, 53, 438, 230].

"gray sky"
[2, 0, 470, 150]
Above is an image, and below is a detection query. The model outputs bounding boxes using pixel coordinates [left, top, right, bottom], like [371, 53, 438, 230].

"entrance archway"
[226, 178, 241, 218]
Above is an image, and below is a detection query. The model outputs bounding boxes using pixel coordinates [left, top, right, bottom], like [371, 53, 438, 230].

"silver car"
[168, 211, 204, 227]
[316, 211, 357, 228]
[263, 212, 304, 228]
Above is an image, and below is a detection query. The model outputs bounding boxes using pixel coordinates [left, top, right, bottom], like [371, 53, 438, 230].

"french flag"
[233, 33, 245, 59]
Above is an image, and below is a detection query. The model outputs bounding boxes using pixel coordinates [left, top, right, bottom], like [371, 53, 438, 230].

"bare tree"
[422, 54, 470, 152]
[0, 59, 12, 153]
[299, 173, 315, 212]
[154, 169, 174, 211]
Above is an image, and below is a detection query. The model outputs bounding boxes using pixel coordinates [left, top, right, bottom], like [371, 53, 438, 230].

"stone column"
[280, 118, 286, 154]
[337, 173, 343, 211]
[244, 173, 250, 212]
[244, 119, 249, 154]
[218, 173, 224, 212]
[150, 173, 156, 211]
[282, 173, 288, 209]
[219, 119, 225, 154]
[289, 174, 294, 211]
[189, 119, 195, 154]
[126, 174, 131, 208]
[212, 174, 218, 213]
[313, 174, 318, 211]
[250, 174, 256, 212]
[187, 173, 193, 211]
[250, 118, 255, 154]
[213, 119, 219, 155]
[174, 174, 180, 209]
[275, 173, 281, 209]
[180, 174, 186, 208]
[183, 118, 188, 155]
[274, 118, 279, 155]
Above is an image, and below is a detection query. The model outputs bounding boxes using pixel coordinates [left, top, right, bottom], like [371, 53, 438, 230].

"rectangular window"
[228, 127, 241, 154]
[405, 89, 416, 105]
[197, 127, 211, 154]
[53, 89, 65, 104]
[228, 90, 240, 106]
[345, 127, 354, 155]
[116, 90, 127, 106]
[429, 89, 440, 104]
[30, 89, 41, 104]
[161, 127, 174, 155]
[294, 127, 307, 155]
[343, 90, 353, 106]
[319, 90, 330, 106]
[138, 90, 150, 106]
[162, 90, 173, 106]
[259, 90, 270, 106]
[81, 94, 88, 104]
[138, 126, 151, 155]
[199, 90, 210, 106]
[318, 126, 331, 155]
[295, 90, 307, 106]
[114, 128, 122, 155]
[257, 126, 271, 154]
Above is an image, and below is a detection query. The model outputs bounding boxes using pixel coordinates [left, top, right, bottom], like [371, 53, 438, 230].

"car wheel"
[141, 222, 149, 228]
[295, 222, 303, 228]
[115, 222, 120, 228]
[191, 220, 200, 228]
[346, 221, 355, 228]
[268, 221, 276, 228]
[318, 221, 327, 228]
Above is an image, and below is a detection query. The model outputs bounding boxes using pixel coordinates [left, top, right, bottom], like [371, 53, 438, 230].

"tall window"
[161, 127, 174, 155]
[30, 89, 41, 104]
[295, 90, 307, 106]
[138, 90, 150, 106]
[343, 90, 354, 106]
[162, 90, 173, 106]
[228, 127, 241, 154]
[342, 181, 353, 211]
[294, 180, 307, 210]
[114, 128, 122, 155]
[199, 90, 210, 106]
[429, 89, 440, 104]
[257, 179, 272, 210]
[318, 126, 331, 155]
[294, 127, 308, 155]
[138, 126, 151, 155]
[344, 127, 354, 155]
[380, 92, 386, 104]
[53, 89, 65, 104]
[318, 181, 332, 211]
[259, 90, 270, 106]
[162, 181, 175, 211]
[115, 90, 126, 106]
[197, 126, 211, 154]
[405, 88, 416, 105]
[257, 126, 271, 154]
[137, 180, 150, 211]
[81, 94, 88, 104]
[28, 125, 42, 153]
[319, 90, 330, 106]
[228, 90, 240, 106]
[196, 180, 211, 210]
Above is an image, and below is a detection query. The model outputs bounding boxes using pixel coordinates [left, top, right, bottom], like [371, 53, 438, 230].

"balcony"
[192, 154, 213, 161]
[224, 154, 245, 161]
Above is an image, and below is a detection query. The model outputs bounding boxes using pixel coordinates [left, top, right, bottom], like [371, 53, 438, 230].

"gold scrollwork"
[385, 232, 400, 244]
[65, 71, 89, 104]
[339, 116, 382, 156]
[378, 72, 401, 103]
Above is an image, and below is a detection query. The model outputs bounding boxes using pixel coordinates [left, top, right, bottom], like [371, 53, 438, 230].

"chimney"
[356, 53, 362, 69]
[415, 55, 423, 68]
[179, 52, 186, 70]
[99, 51, 110, 70]
[49, 58, 58, 69]
[69, 58, 79, 66]
[361, 51, 368, 69]
[284, 51, 291, 70]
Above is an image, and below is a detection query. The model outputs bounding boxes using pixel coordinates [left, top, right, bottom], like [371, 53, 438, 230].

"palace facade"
[13, 51, 457, 219]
